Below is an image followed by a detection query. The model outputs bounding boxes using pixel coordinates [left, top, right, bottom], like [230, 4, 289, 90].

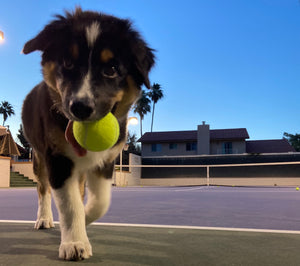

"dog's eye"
[102, 66, 118, 79]
[63, 59, 74, 70]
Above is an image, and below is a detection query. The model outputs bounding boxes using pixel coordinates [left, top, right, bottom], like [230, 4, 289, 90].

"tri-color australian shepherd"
[22, 7, 154, 260]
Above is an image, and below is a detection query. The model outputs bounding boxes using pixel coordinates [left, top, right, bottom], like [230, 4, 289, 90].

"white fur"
[51, 142, 123, 260]
[86, 22, 100, 48]
[73, 71, 94, 108]
[85, 173, 112, 225]
[52, 177, 92, 260]
[35, 190, 54, 229]
[66, 140, 124, 171]
[76, 22, 101, 105]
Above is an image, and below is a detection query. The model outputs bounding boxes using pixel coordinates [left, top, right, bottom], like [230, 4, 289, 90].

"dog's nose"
[70, 100, 93, 120]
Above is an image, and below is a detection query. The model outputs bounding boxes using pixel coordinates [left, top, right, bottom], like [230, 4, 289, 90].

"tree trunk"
[140, 116, 143, 138]
[151, 103, 155, 132]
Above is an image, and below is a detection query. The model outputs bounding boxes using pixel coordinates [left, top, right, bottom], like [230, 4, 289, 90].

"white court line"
[0, 220, 58, 225]
[113, 186, 298, 193]
[1, 220, 300, 235]
[174, 186, 206, 192]
[113, 188, 174, 192]
[113, 186, 207, 193]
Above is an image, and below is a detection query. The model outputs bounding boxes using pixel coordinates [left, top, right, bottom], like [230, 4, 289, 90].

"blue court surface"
[1, 186, 300, 265]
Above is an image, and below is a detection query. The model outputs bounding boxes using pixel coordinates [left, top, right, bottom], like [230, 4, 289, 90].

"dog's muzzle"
[69, 99, 95, 120]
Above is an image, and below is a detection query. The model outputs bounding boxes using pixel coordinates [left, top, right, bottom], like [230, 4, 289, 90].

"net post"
[206, 166, 210, 186]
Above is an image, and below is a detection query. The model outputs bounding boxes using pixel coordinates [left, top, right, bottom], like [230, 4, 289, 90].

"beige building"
[138, 122, 295, 157]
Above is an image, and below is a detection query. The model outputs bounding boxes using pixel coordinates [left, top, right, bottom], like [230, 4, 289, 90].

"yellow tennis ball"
[296, 187, 299, 191]
[73, 112, 119, 152]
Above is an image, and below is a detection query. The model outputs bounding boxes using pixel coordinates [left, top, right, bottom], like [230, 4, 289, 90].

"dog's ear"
[134, 42, 155, 89]
[133, 38, 155, 89]
[22, 16, 68, 54]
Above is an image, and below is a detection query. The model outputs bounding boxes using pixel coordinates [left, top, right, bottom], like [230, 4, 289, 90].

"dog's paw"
[34, 218, 54, 229]
[59, 241, 92, 261]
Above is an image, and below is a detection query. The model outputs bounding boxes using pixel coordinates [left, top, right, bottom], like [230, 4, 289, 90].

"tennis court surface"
[1, 186, 300, 265]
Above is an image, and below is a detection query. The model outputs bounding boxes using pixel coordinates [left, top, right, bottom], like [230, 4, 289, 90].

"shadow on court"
[1, 222, 300, 266]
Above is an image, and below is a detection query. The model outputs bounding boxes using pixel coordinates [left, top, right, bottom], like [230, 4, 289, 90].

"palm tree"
[17, 124, 30, 150]
[17, 124, 31, 159]
[133, 90, 151, 137]
[127, 132, 141, 155]
[0, 101, 15, 126]
[283, 132, 300, 151]
[149, 83, 164, 132]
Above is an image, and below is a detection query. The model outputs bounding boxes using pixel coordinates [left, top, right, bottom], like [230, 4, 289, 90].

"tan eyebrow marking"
[70, 44, 79, 60]
[100, 49, 114, 63]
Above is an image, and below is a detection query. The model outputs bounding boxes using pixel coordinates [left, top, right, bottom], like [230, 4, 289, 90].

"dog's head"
[23, 7, 155, 123]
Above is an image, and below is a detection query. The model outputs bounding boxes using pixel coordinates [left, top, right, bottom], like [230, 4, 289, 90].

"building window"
[169, 143, 178, 150]
[186, 142, 197, 151]
[151, 143, 162, 152]
[222, 142, 233, 154]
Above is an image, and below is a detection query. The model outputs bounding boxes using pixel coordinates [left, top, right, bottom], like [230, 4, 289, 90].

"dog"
[22, 7, 154, 260]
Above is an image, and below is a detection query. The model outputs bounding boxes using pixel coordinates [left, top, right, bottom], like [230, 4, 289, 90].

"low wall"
[141, 178, 206, 186]
[0, 156, 10, 188]
[140, 177, 300, 187]
[11, 154, 141, 187]
[114, 153, 141, 186]
[11, 161, 36, 181]
[209, 177, 300, 187]
[128, 154, 141, 186]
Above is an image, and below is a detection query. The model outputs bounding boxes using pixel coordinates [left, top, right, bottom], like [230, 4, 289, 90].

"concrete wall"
[141, 177, 206, 186]
[114, 153, 141, 186]
[209, 177, 300, 187]
[10, 154, 141, 187]
[141, 177, 300, 187]
[11, 161, 36, 181]
[128, 153, 141, 186]
[0, 156, 10, 188]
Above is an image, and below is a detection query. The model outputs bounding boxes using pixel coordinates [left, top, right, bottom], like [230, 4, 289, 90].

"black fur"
[46, 148, 74, 189]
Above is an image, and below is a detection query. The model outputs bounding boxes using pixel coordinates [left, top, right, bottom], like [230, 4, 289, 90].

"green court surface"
[1, 222, 300, 266]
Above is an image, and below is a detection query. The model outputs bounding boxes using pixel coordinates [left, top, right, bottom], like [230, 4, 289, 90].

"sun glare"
[0, 31, 4, 42]
[128, 117, 139, 126]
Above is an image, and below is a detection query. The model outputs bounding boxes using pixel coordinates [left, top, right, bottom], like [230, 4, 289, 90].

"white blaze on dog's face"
[22, 8, 155, 123]
[86, 22, 101, 48]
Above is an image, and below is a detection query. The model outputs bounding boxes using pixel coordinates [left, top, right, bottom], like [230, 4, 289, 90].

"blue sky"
[0, 0, 299, 143]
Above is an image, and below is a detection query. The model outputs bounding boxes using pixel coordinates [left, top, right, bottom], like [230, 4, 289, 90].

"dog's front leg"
[85, 163, 113, 225]
[46, 152, 92, 260]
[52, 177, 92, 260]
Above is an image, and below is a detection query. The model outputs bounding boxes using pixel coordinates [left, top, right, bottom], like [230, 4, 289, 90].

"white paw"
[34, 218, 54, 229]
[59, 241, 92, 261]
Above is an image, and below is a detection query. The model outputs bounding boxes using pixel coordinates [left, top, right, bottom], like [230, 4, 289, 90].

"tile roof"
[138, 128, 249, 143]
[138, 130, 197, 143]
[0, 126, 8, 136]
[210, 128, 249, 140]
[246, 139, 295, 153]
